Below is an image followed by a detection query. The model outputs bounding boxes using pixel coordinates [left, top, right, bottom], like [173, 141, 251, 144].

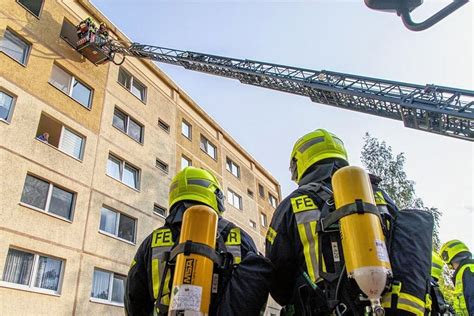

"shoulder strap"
[218, 218, 235, 239]
[219, 219, 242, 265]
[151, 226, 174, 315]
[169, 240, 225, 267]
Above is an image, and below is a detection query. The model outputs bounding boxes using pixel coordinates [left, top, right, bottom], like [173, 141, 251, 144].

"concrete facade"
[0, 0, 281, 315]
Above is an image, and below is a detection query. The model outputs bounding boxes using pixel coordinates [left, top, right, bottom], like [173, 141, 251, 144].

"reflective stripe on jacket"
[453, 262, 474, 316]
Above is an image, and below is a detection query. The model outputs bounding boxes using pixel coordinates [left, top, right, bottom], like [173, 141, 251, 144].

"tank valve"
[371, 299, 385, 316]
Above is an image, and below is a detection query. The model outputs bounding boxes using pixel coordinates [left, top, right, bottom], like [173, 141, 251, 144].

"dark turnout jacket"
[125, 203, 273, 316]
[265, 162, 398, 313]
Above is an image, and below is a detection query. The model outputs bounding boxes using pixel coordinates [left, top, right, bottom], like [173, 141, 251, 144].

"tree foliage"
[360, 133, 441, 248]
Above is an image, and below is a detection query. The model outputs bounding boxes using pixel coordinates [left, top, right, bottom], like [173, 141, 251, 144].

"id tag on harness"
[170, 284, 202, 312]
[331, 241, 341, 262]
[211, 273, 219, 294]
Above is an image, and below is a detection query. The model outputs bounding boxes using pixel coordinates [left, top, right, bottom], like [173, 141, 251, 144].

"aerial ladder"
[74, 26, 474, 142]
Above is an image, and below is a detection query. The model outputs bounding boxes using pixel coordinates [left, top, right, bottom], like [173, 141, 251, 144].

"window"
[0, 90, 15, 122]
[91, 268, 126, 305]
[118, 68, 146, 102]
[200, 135, 217, 160]
[158, 119, 170, 133]
[226, 157, 240, 178]
[17, 0, 44, 17]
[260, 212, 268, 227]
[269, 194, 278, 208]
[59, 19, 78, 48]
[156, 158, 169, 174]
[20, 174, 75, 220]
[2, 248, 63, 294]
[49, 64, 92, 108]
[36, 113, 85, 160]
[249, 219, 257, 229]
[247, 189, 254, 198]
[107, 155, 140, 190]
[1, 29, 30, 65]
[181, 120, 192, 139]
[181, 156, 192, 170]
[112, 108, 143, 143]
[258, 184, 265, 198]
[154, 204, 167, 217]
[99, 206, 136, 243]
[227, 189, 242, 210]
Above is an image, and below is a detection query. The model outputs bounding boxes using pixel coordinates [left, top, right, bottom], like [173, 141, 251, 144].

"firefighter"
[125, 167, 272, 316]
[97, 22, 109, 41]
[430, 251, 454, 315]
[265, 129, 400, 315]
[440, 240, 474, 316]
[76, 17, 96, 39]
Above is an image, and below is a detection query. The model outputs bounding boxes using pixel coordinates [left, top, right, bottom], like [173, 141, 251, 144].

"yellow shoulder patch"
[151, 228, 174, 247]
[266, 227, 277, 245]
[291, 195, 317, 213]
[225, 227, 241, 246]
[374, 191, 388, 205]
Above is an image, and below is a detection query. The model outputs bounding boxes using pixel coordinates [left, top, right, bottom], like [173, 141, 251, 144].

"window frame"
[249, 219, 257, 229]
[247, 189, 254, 199]
[117, 68, 147, 103]
[226, 157, 241, 178]
[181, 120, 192, 140]
[153, 203, 167, 218]
[57, 125, 86, 160]
[155, 158, 169, 174]
[200, 135, 217, 160]
[1, 28, 31, 66]
[227, 188, 243, 210]
[106, 154, 141, 190]
[1, 248, 64, 295]
[158, 119, 170, 133]
[16, 0, 45, 18]
[181, 155, 192, 170]
[0, 88, 17, 123]
[112, 107, 144, 144]
[49, 64, 93, 109]
[269, 193, 278, 208]
[258, 184, 265, 198]
[98, 206, 136, 244]
[260, 212, 268, 227]
[20, 174, 76, 221]
[90, 268, 126, 306]
[36, 113, 86, 161]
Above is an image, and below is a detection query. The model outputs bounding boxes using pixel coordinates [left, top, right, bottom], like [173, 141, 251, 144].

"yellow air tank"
[332, 166, 391, 315]
[169, 205, 218, 316]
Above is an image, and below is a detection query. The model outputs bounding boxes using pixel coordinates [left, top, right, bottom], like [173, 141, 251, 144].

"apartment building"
[0, 0, 281, 314]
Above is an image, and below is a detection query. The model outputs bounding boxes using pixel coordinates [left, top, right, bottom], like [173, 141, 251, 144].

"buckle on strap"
[391, 280, 402, 310]
[169, 240, 225, 268]
[319, 202, 380, 232]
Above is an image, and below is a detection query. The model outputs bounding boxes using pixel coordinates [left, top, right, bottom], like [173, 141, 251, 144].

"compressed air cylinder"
[169, 205, 218, 316]
[332, 166, 391, 314]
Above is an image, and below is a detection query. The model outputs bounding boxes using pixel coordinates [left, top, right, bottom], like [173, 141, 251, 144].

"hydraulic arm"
[94, 40, 474, 141]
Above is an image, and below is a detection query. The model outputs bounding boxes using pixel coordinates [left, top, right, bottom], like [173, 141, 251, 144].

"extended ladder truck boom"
[76, 31, 474, 141]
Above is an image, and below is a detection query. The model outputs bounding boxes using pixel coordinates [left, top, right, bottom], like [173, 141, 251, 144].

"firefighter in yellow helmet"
[125, 167, 272, 315]
[440, 240, 474, 315]
[265, 129, 400, 315]
[430, 251, 454, 315]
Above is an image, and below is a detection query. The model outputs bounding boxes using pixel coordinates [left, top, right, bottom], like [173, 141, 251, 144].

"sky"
[93, 0, 473, 250]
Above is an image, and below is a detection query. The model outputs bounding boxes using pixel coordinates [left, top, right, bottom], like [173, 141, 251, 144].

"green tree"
[360, 133, 457, 306]
[360, 133, 441, 248]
